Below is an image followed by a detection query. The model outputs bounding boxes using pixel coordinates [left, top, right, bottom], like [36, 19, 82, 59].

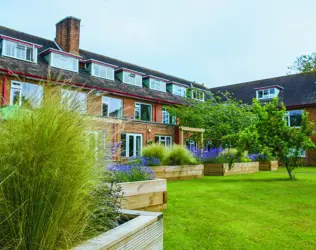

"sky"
[0, 0, 316, 88]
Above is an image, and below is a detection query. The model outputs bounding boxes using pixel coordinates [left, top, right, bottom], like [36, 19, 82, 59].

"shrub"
[163, 144, 197, 165]
[219, 148, 238, 158]
[142, 143, 167, 164]
[0, 87, 119, 249]
[108, 162, 156, 182]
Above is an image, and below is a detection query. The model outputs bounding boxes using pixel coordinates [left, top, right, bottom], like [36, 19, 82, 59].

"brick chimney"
[55, 16, 81, 55]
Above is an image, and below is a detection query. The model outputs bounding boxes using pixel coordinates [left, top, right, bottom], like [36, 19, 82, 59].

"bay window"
[101, 96, 122, 118]
[10, 81, 43, 108]
[134, 102, 152, 121]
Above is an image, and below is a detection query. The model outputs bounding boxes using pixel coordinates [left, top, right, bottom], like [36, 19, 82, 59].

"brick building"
[210, 73, 316, 165]
[0, 16, 208, 159]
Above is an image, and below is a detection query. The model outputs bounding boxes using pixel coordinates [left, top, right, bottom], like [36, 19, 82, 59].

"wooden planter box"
[259, 161, 278, 171]
[204, 162, 259, 176]
[118, 179, 167, 212]
[75, 209, 163, 250]
[151, 164, 204, 181]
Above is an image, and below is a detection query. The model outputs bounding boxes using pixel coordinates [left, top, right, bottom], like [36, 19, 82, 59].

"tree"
[238, 98, 315, 180]
[288, 53, 316, 73]
[165, 92, 255, 148]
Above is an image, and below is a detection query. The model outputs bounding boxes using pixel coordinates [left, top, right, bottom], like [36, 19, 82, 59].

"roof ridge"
[79, 48, 205, 86]
[210, 71, 316, 89]
[0, 25, 54, 43]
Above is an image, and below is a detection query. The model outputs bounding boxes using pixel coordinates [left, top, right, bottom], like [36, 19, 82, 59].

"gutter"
[0, 68, 180, 105]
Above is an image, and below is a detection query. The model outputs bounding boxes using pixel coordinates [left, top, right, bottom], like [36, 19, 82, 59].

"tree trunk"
[285, 165, 295, 180]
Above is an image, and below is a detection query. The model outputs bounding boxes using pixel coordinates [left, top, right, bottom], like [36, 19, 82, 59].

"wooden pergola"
[179, 126, 205, 148]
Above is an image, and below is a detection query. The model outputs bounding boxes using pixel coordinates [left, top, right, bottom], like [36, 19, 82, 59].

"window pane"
[136, 135, 141, 157]
[128, 135, 134, 157]
[135, 103, 140, 119]
[11, 88, 21, 105]
[61, 89, 87, 113]
[155, 136, 159, 143]
[121, 133, 126, 157]
[166, 137, 172, 146]
[52, 53, 78, 72]
[108, 97, 122, 118]
[141, 104, 151, 121]
[21, 83, 43, 108]
[258, 90, 263, 98]
[102, 103, 108, 117]
[289, 110, 302, 127]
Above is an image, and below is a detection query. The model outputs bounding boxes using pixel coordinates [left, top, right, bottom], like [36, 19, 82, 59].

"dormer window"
[116, 68, 144, 87]
[173, 85, 186, 97]
[40, 48, 80, 73]
[0, 36, 41, 63]
[143, 76, 167, 92]
[86, 60, 117, 81]
[191, 89, 205, 101]
[256, 87, 280, 100]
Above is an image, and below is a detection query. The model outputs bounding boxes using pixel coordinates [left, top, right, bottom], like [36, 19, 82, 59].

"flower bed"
[75, 209, 163, 250]
[118, 179, 167, 212]
[259, 161, 279, 171]
[204, 162, 259, 176]
[151, 164, 204, 181]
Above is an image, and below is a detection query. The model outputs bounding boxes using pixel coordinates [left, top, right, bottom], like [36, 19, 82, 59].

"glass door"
[123, 133, 142, 158]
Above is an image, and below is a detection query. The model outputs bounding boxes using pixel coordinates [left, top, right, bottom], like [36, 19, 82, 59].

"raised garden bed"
[75, 209, 163, 250]
[259, 160, 278, 171]
[151, 164, 204, 181]
[204, 162, 259, 176]
[118, 179, 167, 212]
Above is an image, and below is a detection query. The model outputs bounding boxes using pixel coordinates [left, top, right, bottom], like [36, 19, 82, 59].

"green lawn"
[164, 167, 316, 250]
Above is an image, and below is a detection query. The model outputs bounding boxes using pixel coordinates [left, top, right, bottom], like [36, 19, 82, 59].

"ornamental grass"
[0, 86, 118, 250]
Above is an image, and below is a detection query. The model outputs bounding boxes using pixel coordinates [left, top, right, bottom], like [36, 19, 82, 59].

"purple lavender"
[107, 161, 156, 183]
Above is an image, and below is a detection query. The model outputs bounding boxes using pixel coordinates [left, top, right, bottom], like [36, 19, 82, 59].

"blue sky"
[0, 0, 315, 87]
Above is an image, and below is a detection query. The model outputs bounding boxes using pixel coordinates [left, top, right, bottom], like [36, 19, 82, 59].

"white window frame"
[173, 85, 186, 97]
[149, 78, 166, 92]
[91, 63, 115, 81]
[9, 81, 43, 107]
[101, 96, 123, 118]
[134, 102, 152, 122]
[162, 108, 176, 124]
[123, 71, 143, 87]
[285, 110, 303, 128]
[50, 52, 79, 73]
[155, 135, 172, 147]
[122, 133, 143, 158]
[1, 39, 38, 63]
[61, 89, 87, 113]
[191, 89, 205, 101]
[256, 88, 279, 100]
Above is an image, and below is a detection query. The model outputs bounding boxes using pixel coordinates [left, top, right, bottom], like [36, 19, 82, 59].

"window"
[191, 90, 205, 101]
[85, 130, 106, 158]
[150, 78, 166, 92]
[51, 52, 78, 72]
[61, 89, 87, 113]
[91, 63, 115, 80]
[10, 81, 43, 108]
[288, 148, 305, 158]
[101, 96, 122, 118]
[173, 85, 186, 97]
[2, 40, 37, 63]
[123, 71, 142, 86]
[285, 110, 302, 127]
[155, 135, 172, 147]
[162, 108, 176, 124]
[134, 102, 152, 121]
[256, 88, 279, 100]
[121, 133, 142, 158]
[186, 140, 197, 151]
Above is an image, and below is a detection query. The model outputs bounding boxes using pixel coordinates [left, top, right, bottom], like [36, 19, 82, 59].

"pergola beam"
[179, 126, 205, 133]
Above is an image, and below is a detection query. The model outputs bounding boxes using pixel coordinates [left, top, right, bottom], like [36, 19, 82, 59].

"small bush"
[142, 143, 167, 164]
[163, 144, 197, 165]
[219, 148, 238, 158]
[108, 162, 156, 182]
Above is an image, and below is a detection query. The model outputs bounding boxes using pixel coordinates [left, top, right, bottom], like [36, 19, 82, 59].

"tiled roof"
[210, 72, 316, 108]
[0, 25, 208, 104]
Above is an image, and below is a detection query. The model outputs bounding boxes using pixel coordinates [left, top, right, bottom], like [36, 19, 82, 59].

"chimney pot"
[55, 16, 81, 55]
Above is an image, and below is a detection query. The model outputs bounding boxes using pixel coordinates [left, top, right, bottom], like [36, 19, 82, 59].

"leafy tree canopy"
[288, 52, 316, 73]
